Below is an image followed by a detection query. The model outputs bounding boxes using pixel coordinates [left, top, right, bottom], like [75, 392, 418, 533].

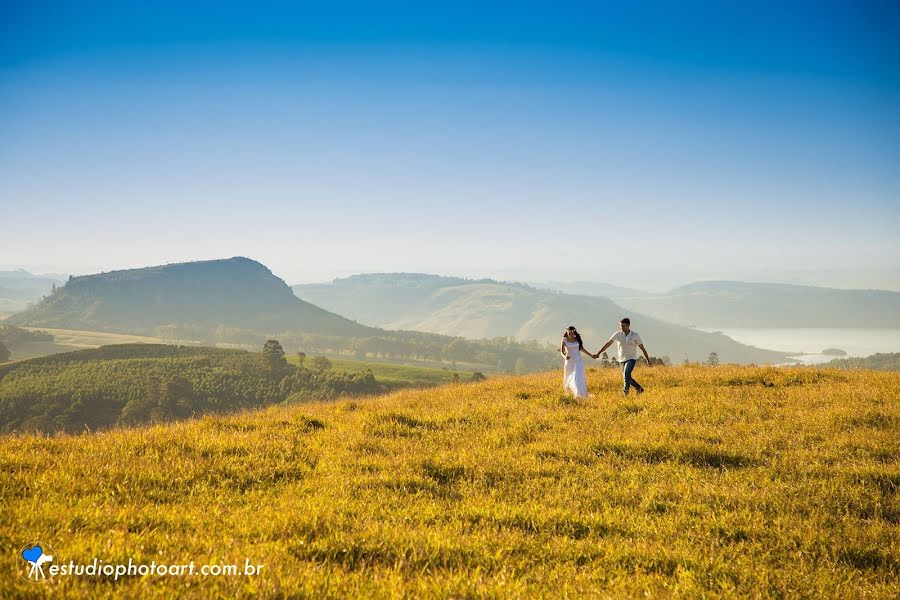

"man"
[594, 318, 652, 395]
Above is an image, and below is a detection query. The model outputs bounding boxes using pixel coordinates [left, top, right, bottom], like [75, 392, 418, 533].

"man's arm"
[593, 340, 613, 358]
[638, 343, 652, 366]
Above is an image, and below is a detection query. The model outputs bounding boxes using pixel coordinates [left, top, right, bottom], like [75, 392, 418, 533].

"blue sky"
[2, 1, 899, 289]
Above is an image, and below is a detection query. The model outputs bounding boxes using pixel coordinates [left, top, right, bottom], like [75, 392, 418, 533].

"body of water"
[699, 328, 900, 365]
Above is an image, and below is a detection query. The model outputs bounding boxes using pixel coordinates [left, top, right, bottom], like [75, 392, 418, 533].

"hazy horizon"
[3, 2, 899, 292]
[2, 258, 899, 294]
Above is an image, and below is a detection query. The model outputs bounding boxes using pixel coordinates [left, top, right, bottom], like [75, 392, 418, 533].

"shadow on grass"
[365, 412, 441, 438]
[592, 441, 759, 469]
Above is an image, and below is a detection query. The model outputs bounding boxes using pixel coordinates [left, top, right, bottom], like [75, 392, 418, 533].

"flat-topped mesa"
[7, 257, 372, 337]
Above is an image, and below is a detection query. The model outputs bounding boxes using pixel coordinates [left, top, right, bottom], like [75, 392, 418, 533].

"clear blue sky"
[2, 1, 899, 290]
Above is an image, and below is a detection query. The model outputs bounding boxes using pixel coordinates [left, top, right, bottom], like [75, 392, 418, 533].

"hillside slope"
[1, 366, 896, 597]
[294, 274, 790, 364]
[7, 257, 373, 338]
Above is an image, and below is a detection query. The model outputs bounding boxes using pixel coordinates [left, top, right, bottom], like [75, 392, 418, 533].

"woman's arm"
[560, 339, 570, 359]
[580, 346, 595, 358]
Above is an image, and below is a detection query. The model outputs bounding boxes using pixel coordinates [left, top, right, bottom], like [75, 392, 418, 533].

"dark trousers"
[621, 359, 643, 394]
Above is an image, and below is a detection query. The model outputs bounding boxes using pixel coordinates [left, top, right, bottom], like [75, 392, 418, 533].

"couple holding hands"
[560, 318, 652, 398]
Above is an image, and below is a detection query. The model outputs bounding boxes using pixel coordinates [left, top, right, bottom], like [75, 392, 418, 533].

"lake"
[698, 328, 900, 365]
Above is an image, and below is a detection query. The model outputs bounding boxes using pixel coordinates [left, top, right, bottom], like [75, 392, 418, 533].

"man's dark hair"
[620, 318, 630, 325]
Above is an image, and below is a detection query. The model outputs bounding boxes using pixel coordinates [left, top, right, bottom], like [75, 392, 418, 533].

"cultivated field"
[1, 366, 897, 598]
[285, 354, 475, 387]
[22, 327, 172, 349]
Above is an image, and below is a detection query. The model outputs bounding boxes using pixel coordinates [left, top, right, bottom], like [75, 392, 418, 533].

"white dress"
[562, 340, 589, 397]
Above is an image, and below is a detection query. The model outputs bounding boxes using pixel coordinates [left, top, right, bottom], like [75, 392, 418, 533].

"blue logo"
[21, 544, 53, 581]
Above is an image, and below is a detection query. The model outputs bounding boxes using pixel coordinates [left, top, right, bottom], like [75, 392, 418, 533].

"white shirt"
[609, 330, 643, 362]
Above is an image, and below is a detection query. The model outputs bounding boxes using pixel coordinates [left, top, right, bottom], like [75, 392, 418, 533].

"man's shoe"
[635, 387, 644, 395]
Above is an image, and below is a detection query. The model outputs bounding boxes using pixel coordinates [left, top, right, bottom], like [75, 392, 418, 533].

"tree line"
[156, 324, 559, 373]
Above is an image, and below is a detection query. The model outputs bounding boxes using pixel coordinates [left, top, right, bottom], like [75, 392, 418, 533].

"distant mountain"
[0, 270, 65, 314]
[610, 281, 900, 328]
[6, 258, 373, 337]
[821, 352, 900, 371]
[293, 274, 790, 364]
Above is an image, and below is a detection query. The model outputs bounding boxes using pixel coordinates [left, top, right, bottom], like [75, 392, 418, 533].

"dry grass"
[22, 327, 169, 349]
[1, 365, 897, 598]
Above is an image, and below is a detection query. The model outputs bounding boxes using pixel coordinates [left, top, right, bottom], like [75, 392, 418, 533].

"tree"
[707, 352, 720, 366]
[296, 351, 307, 366]
[0, 341, 10, 363]
[262, 339, 289, 376]
[310, 356, 332, 373]
[470, 372, 486, 382]
[601, 352, 609, 367]
[161, 376, 194, 419]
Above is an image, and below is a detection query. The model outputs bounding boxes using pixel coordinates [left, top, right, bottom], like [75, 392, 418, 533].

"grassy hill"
[2, 366, 896, 597]
[601, 281, 900, 328]
[294, 274, 790, 364]
[285, 354, 474, 387]
[7, 257, 372, 338]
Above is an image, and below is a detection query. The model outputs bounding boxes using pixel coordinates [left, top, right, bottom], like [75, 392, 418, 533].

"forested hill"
[294, 274, 791, 364]
[6, 257, 373, 338]
[0, 343, 389, 433]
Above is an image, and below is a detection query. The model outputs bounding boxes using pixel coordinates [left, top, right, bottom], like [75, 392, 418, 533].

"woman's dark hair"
[563, 326, 584, 350]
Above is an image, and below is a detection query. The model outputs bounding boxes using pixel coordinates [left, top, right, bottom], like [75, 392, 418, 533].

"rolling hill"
[2, 366, 896, 596]
[0, 343, 434, 433]
[293, 274, 790, 364]
[3, 261, 559, 373]
[570, 281, 900, 328]
[6, 257, 374, 338]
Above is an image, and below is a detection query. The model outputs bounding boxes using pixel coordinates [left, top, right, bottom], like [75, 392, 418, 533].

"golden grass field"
[1, 365, 897, 598]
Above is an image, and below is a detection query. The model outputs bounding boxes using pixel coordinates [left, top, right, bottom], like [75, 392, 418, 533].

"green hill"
[0, 343, 443, 433]
[6, 257, 372, 338]
[294, 274, 790, 364]
[1, 366, 896, 596]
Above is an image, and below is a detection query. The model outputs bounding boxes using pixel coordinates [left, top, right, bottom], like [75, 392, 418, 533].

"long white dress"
[562, 340, 589, 397]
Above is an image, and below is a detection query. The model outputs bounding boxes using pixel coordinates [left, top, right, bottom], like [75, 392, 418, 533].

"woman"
[560, 325, 592, 398]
